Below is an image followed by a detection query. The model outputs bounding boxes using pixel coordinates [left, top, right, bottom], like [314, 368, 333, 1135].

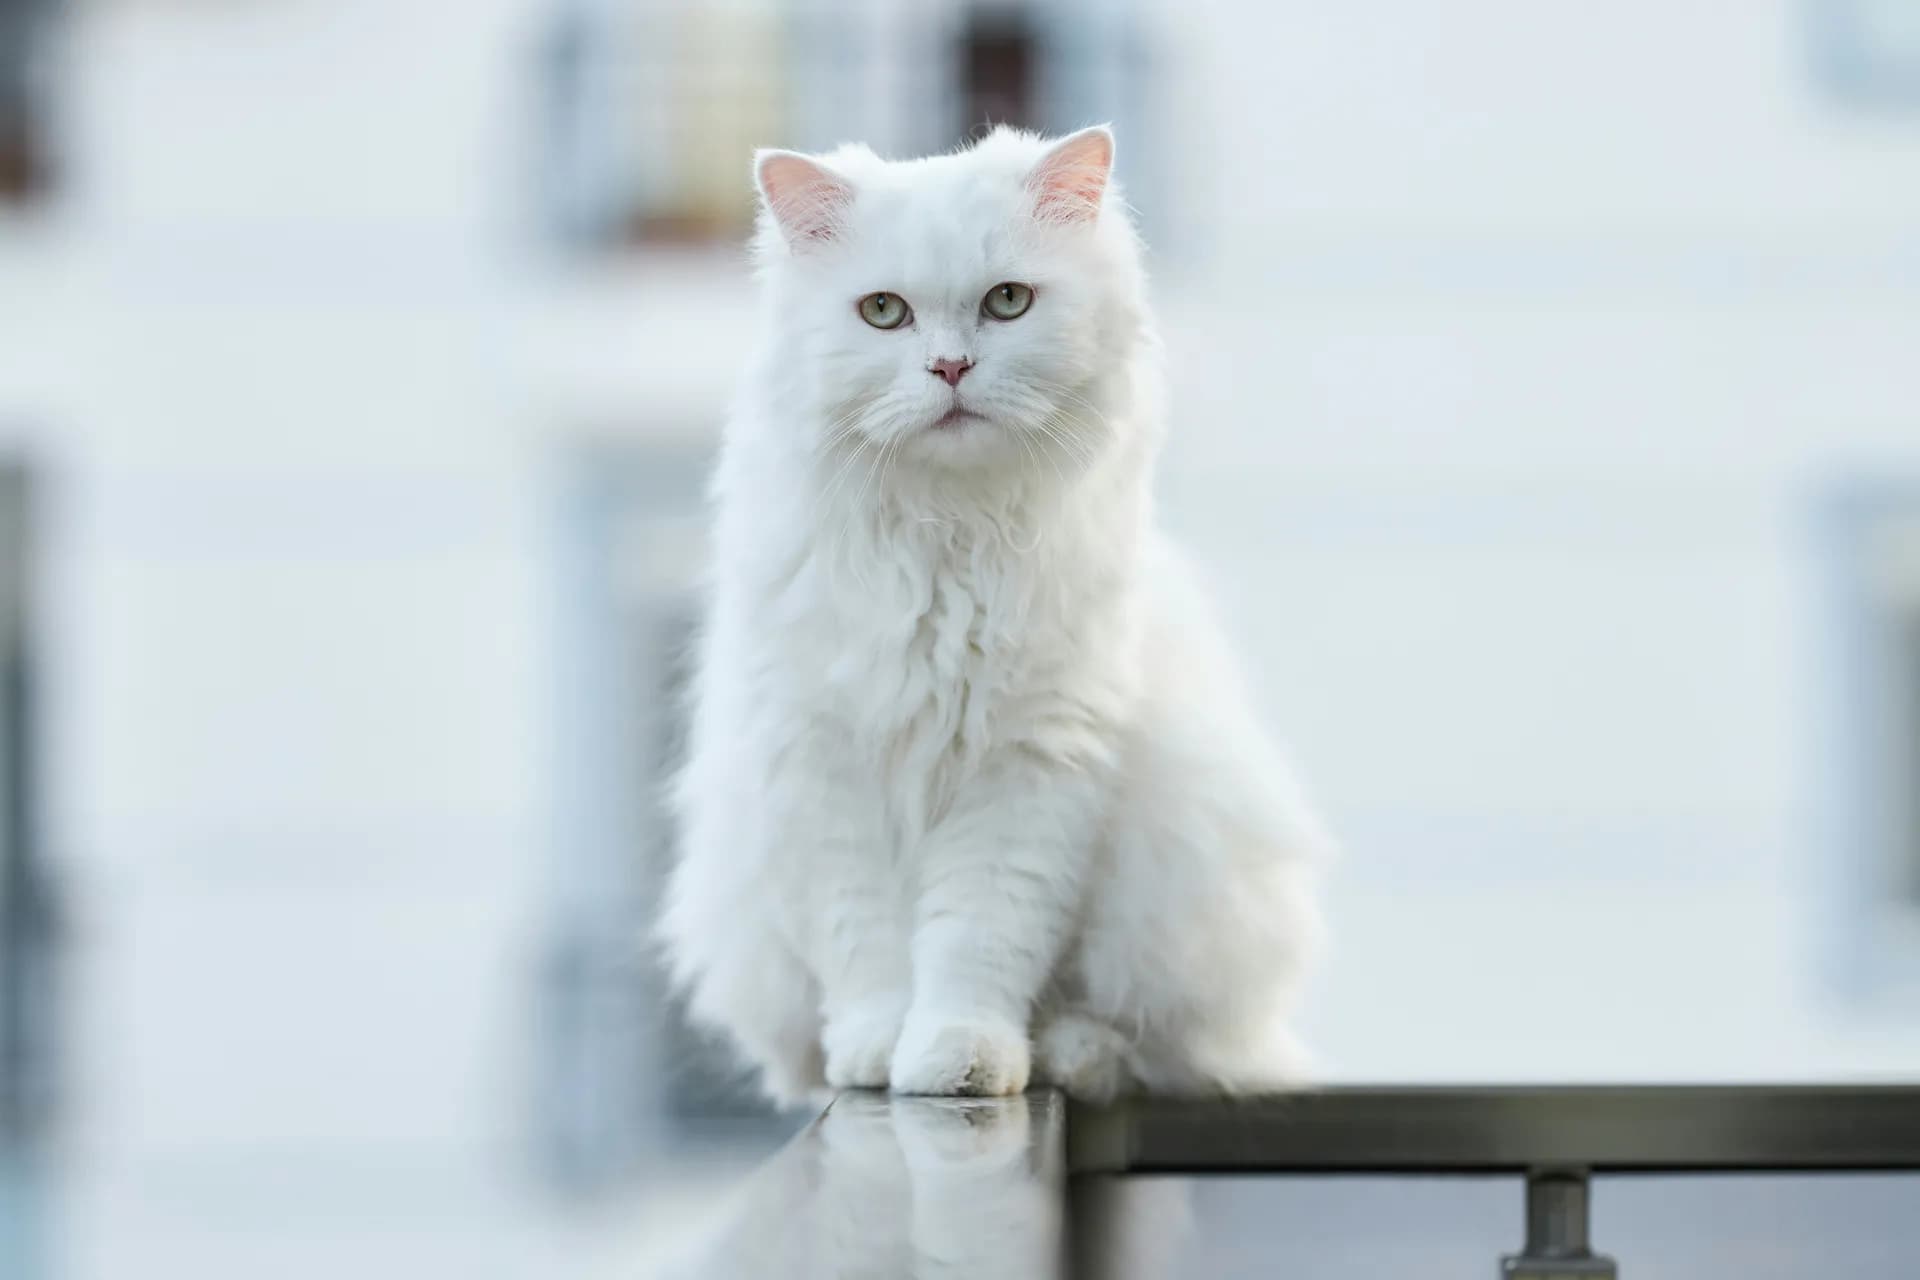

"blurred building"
[0, 1, 1916, 1276]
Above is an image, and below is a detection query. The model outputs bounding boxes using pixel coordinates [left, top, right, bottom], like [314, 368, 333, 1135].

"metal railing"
[1070, 1084, 1920, 1174]
[1073, 1085, 1920, 1277]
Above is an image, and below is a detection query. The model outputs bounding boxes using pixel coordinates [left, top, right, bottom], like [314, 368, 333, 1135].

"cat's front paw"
[822, 997, 908, 1090]
[889, 1010, 1030, 1097]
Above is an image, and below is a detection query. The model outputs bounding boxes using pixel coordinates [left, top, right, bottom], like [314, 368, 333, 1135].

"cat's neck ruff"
[804, 411, 1147, 567]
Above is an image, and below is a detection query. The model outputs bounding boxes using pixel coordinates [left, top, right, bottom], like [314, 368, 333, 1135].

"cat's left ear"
[755, 150, 853, 249]
[1027, 126, 1115, 226]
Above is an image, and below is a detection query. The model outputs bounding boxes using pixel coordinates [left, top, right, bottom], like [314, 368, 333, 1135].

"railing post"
[1500, 1168, 1617, 1278]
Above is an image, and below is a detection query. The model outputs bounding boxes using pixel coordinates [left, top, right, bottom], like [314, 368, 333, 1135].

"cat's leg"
[783, 741, 914, 1091]
[669, 815, 904, 1096]
[890, 754, 1105, 1096]
[667, 715, 906, 1098]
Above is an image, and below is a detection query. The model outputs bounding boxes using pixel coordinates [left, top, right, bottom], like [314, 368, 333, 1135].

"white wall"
[1164, 1, 1920, 1077]
[2, 0, 566, 1273]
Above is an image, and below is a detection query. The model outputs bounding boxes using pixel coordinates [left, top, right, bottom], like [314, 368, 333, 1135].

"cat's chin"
[906, 415, 1025, 472]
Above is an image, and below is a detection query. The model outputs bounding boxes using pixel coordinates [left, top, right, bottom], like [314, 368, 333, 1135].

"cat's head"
[750, 126, 1148, 474]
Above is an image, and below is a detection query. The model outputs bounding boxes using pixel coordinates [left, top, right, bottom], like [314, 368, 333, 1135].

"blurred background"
[0, 0, 1918, 1274]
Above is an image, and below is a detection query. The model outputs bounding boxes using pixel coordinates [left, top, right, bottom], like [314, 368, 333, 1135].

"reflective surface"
[652, 1092, 1066, 1279]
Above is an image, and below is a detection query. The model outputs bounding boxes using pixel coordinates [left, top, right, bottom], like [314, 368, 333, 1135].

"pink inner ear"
[1029, 127, 1114, 224]
[756, 151, 851, 246]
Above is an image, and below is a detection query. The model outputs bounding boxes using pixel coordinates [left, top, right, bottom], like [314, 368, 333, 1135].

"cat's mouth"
[932, 407, 984, 429]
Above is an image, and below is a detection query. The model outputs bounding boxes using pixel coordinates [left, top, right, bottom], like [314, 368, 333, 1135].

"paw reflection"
[892, 1096, 1053, 1278]
[656, 1093, 1061, 1279]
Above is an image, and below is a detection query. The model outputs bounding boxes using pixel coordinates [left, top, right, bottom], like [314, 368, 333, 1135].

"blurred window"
[535, 0, 1159, 252]
[958, 9, 1039, 135]
[0, 0, 56, 206]
[0, 468, 52, 1150]
[537, 444, 791, 1194]
[1825, 487, 1920, 998]
[1888, 531, 1920, 909]
[538, 1, 796, 250]
[1809, 0, 1920, 110]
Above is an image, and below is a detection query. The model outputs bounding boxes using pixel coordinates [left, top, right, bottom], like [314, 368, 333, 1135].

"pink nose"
[929, 357, 973, 387]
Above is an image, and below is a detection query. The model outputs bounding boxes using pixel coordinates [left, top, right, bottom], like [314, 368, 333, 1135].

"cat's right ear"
[755, 150, 853, 249]
[1028, 126, 1115, 226]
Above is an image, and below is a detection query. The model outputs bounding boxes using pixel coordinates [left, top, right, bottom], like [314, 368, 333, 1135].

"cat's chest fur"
[718, 438, 1142, 828]
[801, 512, 1067, 740]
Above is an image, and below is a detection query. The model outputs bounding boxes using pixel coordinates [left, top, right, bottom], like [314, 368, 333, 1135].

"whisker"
[1012, 418, 1064, 489]
[815, 431, 875, 520]
[1024, 417, 1084, 479]
[831, 424, 894, 567]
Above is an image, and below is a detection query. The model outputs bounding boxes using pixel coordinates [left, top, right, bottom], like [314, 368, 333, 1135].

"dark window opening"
[0, 0, 57, 206]
[958, 11, 1039, 137]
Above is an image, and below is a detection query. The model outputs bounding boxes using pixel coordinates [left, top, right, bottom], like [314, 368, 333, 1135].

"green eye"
[982, 281, 1034, 320]
[858, 292, 911, 329]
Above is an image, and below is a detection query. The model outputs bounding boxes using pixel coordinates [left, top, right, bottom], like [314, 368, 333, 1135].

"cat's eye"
[858, 291, 911, 330]
[982, 281, 1034, 321]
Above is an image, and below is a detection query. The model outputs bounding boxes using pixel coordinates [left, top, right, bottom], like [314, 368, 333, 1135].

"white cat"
[660, 125, 1329, 1103]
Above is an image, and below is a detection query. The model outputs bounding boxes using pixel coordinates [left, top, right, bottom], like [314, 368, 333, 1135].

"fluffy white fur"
[661, 126, 1329, 1103]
